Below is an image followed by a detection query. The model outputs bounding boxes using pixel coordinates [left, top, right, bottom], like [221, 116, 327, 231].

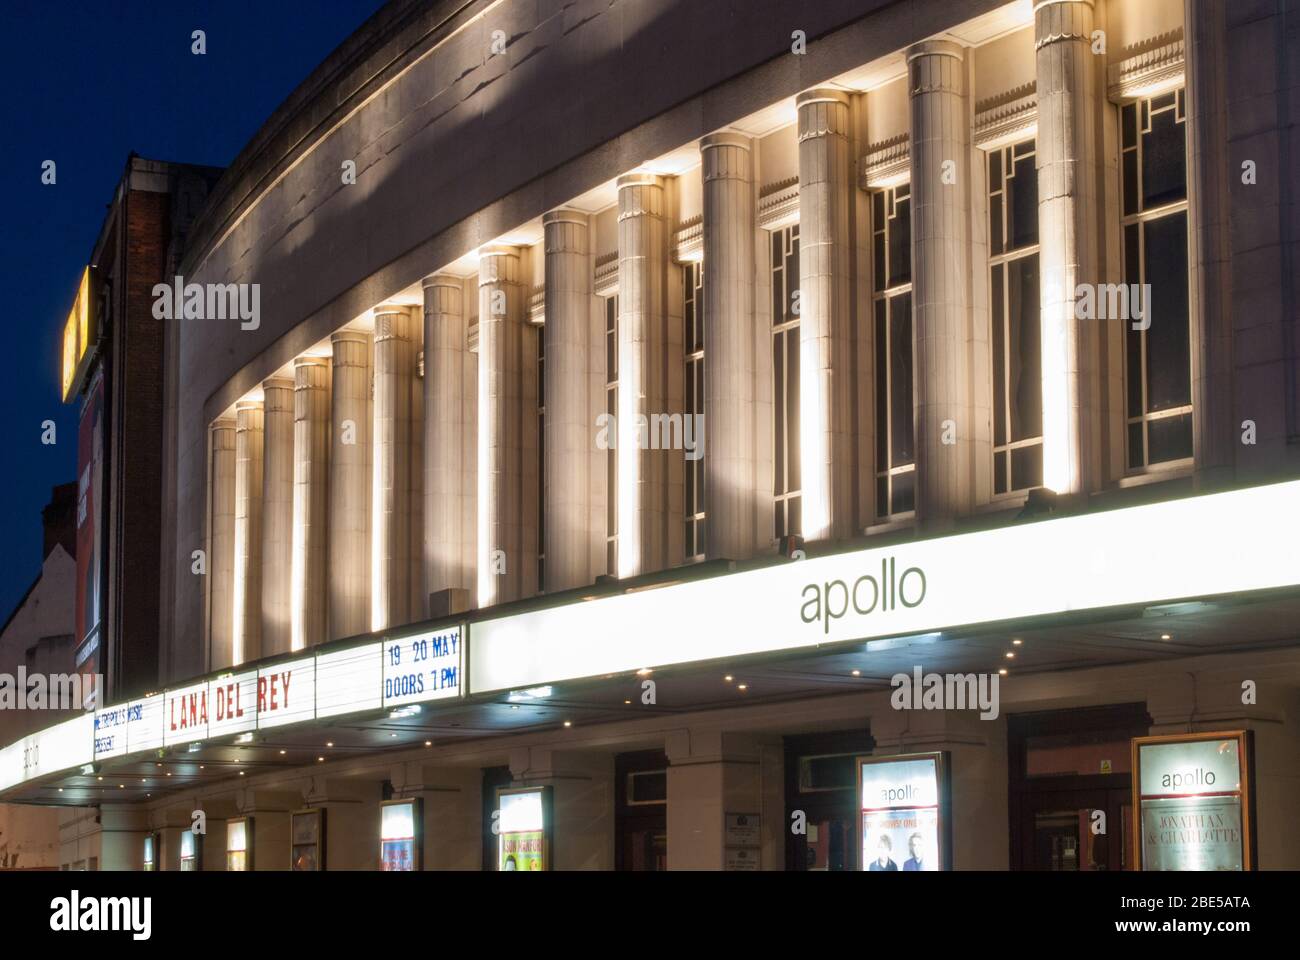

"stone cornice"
[1108, 31, 1185, 102]
[758, 177, 800, 230]
[974, 84, 1038, 149]
[860, 134, 910, 189]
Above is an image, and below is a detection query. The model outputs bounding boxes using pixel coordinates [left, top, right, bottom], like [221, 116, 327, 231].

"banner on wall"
[858, 753, 950, 872]
[74, 369, 105, 708]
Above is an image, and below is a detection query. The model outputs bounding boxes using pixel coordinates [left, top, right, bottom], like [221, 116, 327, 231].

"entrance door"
[785, 730, 874, 871]
[1008, 703, 1149, 871]
[1019, 787, 1132, 871]
[615, 751, 667, 870]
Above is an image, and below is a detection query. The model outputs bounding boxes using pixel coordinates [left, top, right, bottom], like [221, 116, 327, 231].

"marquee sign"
[0, 626, 463, 793]
[470, 478, 1300, 693]
[2, 479, 1299, 796]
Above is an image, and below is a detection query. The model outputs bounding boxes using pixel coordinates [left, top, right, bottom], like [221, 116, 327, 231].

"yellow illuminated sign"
[60, 267, 96, 402]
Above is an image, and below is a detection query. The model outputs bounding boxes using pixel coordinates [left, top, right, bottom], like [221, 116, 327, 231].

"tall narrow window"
[682, 264, 706, 561]
[772, 224, 801, 541]
[988, 138, 1043, 494]
[537, 330, 545, 592]
[604, 295, 618, 574]
[871, 184, 914, 520]
[1121, 88, 1192, 470]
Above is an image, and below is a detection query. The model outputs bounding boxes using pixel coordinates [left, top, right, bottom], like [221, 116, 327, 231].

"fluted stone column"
[329, 330, 371, 641]
[292, 357, 331, 651]
[700, 135, 760, 560]
[259, 377, 294, 655]
[544, 209, 594, 592]
[1185, 0, 1234, 481]
[208, 418, 236, 671]
[373, 306, 415, 631]
[616, 174, 677, 577]
[423, 275, 476, 605]
[1035, 0, 1102, 495]
[907, 40, 974, 525]
[233, 401, 264, 666]
[478, 246, 538, 607]
[797, 89, 855, 542]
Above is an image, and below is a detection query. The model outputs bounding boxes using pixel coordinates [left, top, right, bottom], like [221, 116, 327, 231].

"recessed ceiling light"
[1160, 634, 1171, 641]
[999, 668, 1008, 676]
[239, 771, 245, 776]
[1012, 638, 1023, 646]
[563, 721, 572, 728]
[724, 675, 733, 682]
[279, 750, 286, 755]
[851, 669, 861, 677]
[424, 741, 432, 747]
[326, 742, 334, 748]
[737, 684, 748, 691]
[624, 699, 631, 704]
[317, 757, 325, 762]
[1005, 651, 1015, 659]
[390, 733, 398, 738]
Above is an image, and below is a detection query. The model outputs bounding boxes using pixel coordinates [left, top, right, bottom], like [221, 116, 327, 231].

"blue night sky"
[0, 0, 388, 624]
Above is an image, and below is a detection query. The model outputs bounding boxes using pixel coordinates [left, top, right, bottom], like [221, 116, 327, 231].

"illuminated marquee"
[469, 478, 1300, 693]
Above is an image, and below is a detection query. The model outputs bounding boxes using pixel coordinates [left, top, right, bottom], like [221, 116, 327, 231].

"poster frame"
[379, 797, 423, 872]
[496, 784, 553, 872]
[855, 751, 951, 872]
[1130, 729, 1255, 872]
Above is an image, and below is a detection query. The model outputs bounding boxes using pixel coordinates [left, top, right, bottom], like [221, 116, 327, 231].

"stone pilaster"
[329, 329, 371, 640]
[477, 246, 538, 606]
[233, 400, 263, 666]
[700, 134, 760, 560]
[1035, 0, 1102, 495]
[1185, 0, 1235, 483]
[907, 39, 974, 525]
[292, 356, 331, 651]
[208, 418, 236, 670]
[423, 275, 476, 606]
[373, 306, 415, 630]
[797, 89, 856, 542]
[544, 209, 595, 592]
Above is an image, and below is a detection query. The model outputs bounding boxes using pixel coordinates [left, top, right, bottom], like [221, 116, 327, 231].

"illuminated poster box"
[227, 817, 253, 871]
[380, 798, 422, 871]
[292, 808, 325, 871]
[1132, 731, 1254, 871]
[498, 786, 552, 872]
[857, 753, 951, 872]
[180, 829, 200, 871]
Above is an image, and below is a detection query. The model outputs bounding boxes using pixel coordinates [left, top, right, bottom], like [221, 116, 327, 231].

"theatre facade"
[5, 0, 1300, 871]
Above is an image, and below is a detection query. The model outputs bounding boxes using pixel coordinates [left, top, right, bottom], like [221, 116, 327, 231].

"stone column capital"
[542, 207, 590, 228]
[330, 327, 370, 345]
[798, 88, 851, 142]
[1034, 0, 1095, 47]
[420, 273, 463, 291]
[796, 87, 850, 109]
[699, 130, 752, 152]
